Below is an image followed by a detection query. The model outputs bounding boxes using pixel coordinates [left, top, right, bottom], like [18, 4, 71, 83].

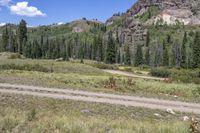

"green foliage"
[8, 53, 23, 59]
[170, 69, 200, 84]
[124, 44, 131, 65]
[193, 31, 200, 68]
[1, 27, 9, 51]
[27, 108, 37, 121]
[105, 31, 116, 64]
[0, 63, 50, 72]
[139, 6, 159, 22]
[90, 63, 118, 70]
[181, 32, 187, 68]
[18, 19, 28, 54]
[150, 68, 170, 78]
[163, 42, 169, 66]
[135, 45, 143, 67]
[145, 48, 150, 65]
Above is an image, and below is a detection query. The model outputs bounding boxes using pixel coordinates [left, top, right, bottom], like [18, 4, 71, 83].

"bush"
[27, 108, 36, 121]
[91, 63, 118, 70]
[104, 76, 117, 89]
[150, 68, 170, 78]
[0, 64, 50, 72]
[170, 69, 200, 84]
[8, 53, 22, 59]
[123, 67, 132, 72]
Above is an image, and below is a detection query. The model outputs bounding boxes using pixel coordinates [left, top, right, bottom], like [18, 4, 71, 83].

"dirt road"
[103, 70, 167, 81]
[0, 83, 200, 114]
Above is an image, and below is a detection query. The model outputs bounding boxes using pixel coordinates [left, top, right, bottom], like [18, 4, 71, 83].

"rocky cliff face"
[106, 0, 200, 64]
[109, 0, 200, 55]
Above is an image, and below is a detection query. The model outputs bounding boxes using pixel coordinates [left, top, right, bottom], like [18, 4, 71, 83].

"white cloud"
[0, 0, 11, 6]
[0, 22, 6, 26]
[10, 2, 46, 17]
[57, 22, 64, 25]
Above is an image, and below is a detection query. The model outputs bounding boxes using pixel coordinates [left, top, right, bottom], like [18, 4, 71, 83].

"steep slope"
[106, 0, 200, 65]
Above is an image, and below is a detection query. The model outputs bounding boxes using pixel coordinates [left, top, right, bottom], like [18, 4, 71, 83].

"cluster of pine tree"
[0, 20, 200, 68]
[143, 31, 200, 68]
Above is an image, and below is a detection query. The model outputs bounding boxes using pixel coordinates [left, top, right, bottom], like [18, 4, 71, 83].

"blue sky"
[0, 0, 136, 26]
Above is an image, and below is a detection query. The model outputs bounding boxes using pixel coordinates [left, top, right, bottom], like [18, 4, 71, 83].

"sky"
[0, 0, 136, 26]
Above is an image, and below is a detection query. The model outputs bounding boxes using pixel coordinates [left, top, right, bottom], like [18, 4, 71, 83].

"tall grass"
[0, 94, 191, 133]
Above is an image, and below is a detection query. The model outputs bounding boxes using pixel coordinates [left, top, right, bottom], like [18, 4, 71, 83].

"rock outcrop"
[109, 0, 200, 55]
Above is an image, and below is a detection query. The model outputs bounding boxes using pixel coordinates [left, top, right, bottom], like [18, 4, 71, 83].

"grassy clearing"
[0, 59, 106, 75]
[0, 93, 193, 133]
[0, 69, 200, 102]
[0, 58, 199, 102]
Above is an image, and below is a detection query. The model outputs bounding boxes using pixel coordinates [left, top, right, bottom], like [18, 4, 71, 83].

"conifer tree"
[135, 45, 143, 67]
[163, 42, 169, 66]
[105, 31, 116, 64]
[2, 27, 9, 51]
[181, 32, 187, 68]
[18, 19, 27, 54]
[145, 47, 150, 66]
[125, 44, 131, 65]
[193, 31, 200, 68]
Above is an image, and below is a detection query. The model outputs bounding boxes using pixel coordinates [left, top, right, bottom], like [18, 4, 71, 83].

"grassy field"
[0, 93, 193, 133]
[0, 56, 200, 132]
[0, 58, 199, 102]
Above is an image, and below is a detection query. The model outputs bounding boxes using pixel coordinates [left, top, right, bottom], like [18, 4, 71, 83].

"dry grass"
[0, 93, 194, 133]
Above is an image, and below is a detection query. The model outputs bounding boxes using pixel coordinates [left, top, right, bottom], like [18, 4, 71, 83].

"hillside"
[107, 0, 200, 66]
[0, 0, 200, 67]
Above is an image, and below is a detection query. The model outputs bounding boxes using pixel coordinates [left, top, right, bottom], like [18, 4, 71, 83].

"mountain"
[107, 0, 200, 49]
[0, 0, 200, 67]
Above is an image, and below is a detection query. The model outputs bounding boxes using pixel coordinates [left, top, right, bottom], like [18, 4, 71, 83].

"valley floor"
[0, 57, 199, 132]
[0, 93, 193, 133]
[0, 83, 200, 114]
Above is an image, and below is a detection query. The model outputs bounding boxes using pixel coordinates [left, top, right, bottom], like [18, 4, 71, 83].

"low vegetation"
[150, 68, 170, 78]
[0, 93, 194, 133]
[0, 58, 199, 102]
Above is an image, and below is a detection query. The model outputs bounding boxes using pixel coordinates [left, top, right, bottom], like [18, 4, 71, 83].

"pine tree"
[125, 44, 131, 65]
[193, 31, 200, 68]
[18, 19, 27, 54]
[145, 47, 150, 66]
[63, 40, 69, 61]
[163, 42, 169, 66]
[2, 27, 9, 51]
[135, 45, 143, 67]
[97, 34, 103, 61]
[105, 31, 116, 64]
[146, 31, 150, 47]
[173, 40, 181, 68]
[80, 44, 84, 63]
[181, 32, 187, 68]
[92, 36, 98, 60]
[154, 40, 163, 67]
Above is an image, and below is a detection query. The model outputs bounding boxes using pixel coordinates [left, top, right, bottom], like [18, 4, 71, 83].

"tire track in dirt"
[0, 83, 200, 114]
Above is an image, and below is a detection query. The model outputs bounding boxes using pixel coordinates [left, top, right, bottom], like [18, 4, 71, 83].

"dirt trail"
[103, 70, 167, 81]
[0, 83, 200, 114]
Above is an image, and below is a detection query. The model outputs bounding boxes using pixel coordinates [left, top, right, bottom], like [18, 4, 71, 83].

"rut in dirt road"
[0, 83, 200, 114]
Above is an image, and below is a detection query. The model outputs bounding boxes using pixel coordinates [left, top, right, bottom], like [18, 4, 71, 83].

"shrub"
[8, 53, 22, 59]
[0, 64, 50, 72]
[150, 68, 170, 78]
[104, 76, 117, 89]
[27, 108, 36, 121]
[170, 69, 200, 84]
[91, 63, 118, 70]
[124, 67, 132, 72]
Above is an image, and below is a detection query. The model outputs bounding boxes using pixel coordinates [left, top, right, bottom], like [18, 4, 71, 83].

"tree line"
[0, 20, 200, 68]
